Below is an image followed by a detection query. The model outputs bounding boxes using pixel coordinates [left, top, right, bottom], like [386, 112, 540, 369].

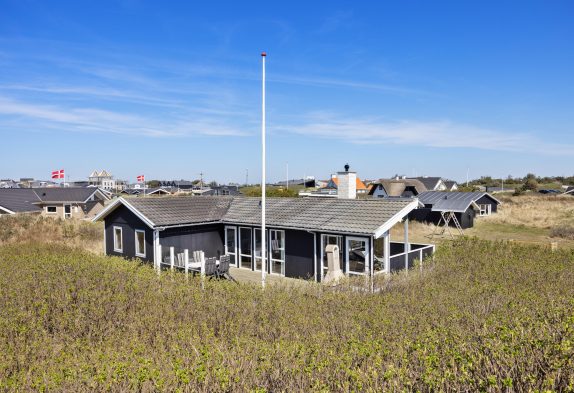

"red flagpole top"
[261, 52, 267, 57]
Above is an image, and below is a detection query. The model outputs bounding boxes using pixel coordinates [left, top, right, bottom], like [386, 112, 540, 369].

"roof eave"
[373, 199, 421, 239]
[92, 198, 156, 229]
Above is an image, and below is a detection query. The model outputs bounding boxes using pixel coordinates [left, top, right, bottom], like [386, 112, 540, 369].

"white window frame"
[269, 229, 286, 276]
[135, 229, 146, 257]
[320, 234, 343, 280]
[253, 228, 268, 272]
[224, 226, 238, 267]
[113, 226, 123, 253]
[63, 204, 72, 219]
[346, 236, 369, 275]
[45, 206, 57, 214]
[238, 227, 252, 270]
[479, 204, 491, 216]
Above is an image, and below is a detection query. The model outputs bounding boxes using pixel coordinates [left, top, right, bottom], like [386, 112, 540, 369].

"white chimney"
[337, 164, 357, 199]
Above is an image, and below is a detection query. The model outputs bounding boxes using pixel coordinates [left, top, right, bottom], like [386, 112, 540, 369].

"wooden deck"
[229, 267, 310, 286]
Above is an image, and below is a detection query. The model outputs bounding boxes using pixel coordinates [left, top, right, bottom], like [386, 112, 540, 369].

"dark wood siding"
[457, 208, 475, 229]
[104, 205, 154, 263]
[475, 195, 498, 213]
[222, 225, 316, 280]
[159, 224, 224, 259]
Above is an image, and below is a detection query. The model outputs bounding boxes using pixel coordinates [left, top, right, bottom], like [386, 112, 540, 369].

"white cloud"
[0, 96, 251, 138]
[276, 112, 574, 155]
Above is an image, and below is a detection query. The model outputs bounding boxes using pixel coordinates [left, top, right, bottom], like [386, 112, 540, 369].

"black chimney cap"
[344, 163, 350, 172]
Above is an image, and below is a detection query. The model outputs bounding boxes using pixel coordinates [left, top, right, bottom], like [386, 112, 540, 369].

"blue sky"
[1, 0, 573, 184]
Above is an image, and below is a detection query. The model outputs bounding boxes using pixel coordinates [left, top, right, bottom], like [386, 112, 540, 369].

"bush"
[0, 239, 573, 391]
[550, 225, 574, 240]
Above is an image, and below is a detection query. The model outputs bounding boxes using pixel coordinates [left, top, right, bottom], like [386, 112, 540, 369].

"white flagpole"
[261, 51, 267, 288]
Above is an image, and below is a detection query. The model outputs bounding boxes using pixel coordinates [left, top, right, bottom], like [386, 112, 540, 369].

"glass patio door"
[225, 226, 238, 266]
[269, 230, 285, 275]
[346, 237, 369, 275]
[253, 228, 268, 271]
[321, 234, 343, 279]
[239, 227, 252, 269]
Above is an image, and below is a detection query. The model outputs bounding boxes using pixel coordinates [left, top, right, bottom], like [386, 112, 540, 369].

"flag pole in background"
[261, 51, 267, 289]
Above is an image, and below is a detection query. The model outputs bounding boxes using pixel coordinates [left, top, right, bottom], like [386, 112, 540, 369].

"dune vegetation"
[1, 237, 573, 391]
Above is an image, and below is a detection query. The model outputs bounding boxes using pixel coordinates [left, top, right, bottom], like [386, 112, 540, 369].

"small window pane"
[114, 227, 123, 252]
[348, 239, 367, 274]
[135, 231, 145, 256]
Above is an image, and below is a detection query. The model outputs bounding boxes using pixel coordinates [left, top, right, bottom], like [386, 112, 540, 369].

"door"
[224, 226, 238, 266]
[346, 237, 369, 275]
[239, 227, 252, 269]
[64, 204, 72, 219]
[321, 234, 343, 279]
[253, 228, 268, 272]
[269, 229, 285, 275]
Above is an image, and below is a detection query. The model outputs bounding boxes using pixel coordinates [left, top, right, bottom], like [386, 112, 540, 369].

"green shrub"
[0, 240, 573, 391]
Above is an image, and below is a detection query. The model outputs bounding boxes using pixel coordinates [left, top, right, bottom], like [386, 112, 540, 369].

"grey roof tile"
[418, 191, 499, 213]
[0, 189, 42, 213]
[121, 196, 414, 235]
[32, 187, 104, 203]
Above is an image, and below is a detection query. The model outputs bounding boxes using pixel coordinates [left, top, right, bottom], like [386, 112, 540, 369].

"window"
[254, 228, 268, 271]
[479, 204, 491, 216]
[346, 237, 369, 275]
[239, 227, 252, 269]
[321, 234, 343, 278]
[135, 230, 146, 257]
[113, 226, 123, 253]
[373, 237, 386, 272]
[45, 206, 57, 214]
[225, 226, 237, 266]
[63, 204, 72, 219]
[270, 230, 285, 275]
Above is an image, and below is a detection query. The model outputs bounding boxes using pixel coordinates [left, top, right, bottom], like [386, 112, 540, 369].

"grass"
[1, 239, 573, 391]
[0, 214, 103, 254]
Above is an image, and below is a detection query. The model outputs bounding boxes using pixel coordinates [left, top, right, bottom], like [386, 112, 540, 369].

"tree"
[147, 180, 160, 188]
[522, 178, 538, 192]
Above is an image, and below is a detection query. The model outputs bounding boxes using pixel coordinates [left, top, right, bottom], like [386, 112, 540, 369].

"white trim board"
[92, 198, 156, 229]
[0, 205, 15, 214]
[373, 199, 421, 239]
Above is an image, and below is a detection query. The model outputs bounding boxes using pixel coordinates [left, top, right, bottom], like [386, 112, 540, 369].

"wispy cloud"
[269, 74, 432, 96]
[0, 96, 251, 138]
[277, 112, 574, 155]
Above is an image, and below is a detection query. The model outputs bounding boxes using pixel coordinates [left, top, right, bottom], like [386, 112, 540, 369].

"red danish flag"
[137, 175, 145, 182]
[51, 169, 65, 179]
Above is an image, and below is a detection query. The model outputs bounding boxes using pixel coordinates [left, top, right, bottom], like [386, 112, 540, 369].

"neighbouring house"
[275, 177, 316, 188]
[0, 187, 109, 219]
[0, 189, 43, 215]
[444, 180, 459, 191]
[201, 185, 242, 196]
[409, 191, 501, 229]
[121, 187, 172, 196]
[29, 180, 59, 188]
[89, 170, 116, 191]
[369, 178, 427, 198]
[0, 179, 20, 189]
[93, 196, 435, 281]
[158, 180, 195, 190]
[325, 174, 368, 196]
[304, 165, 368, 198]
[409, 177, 448, 191]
